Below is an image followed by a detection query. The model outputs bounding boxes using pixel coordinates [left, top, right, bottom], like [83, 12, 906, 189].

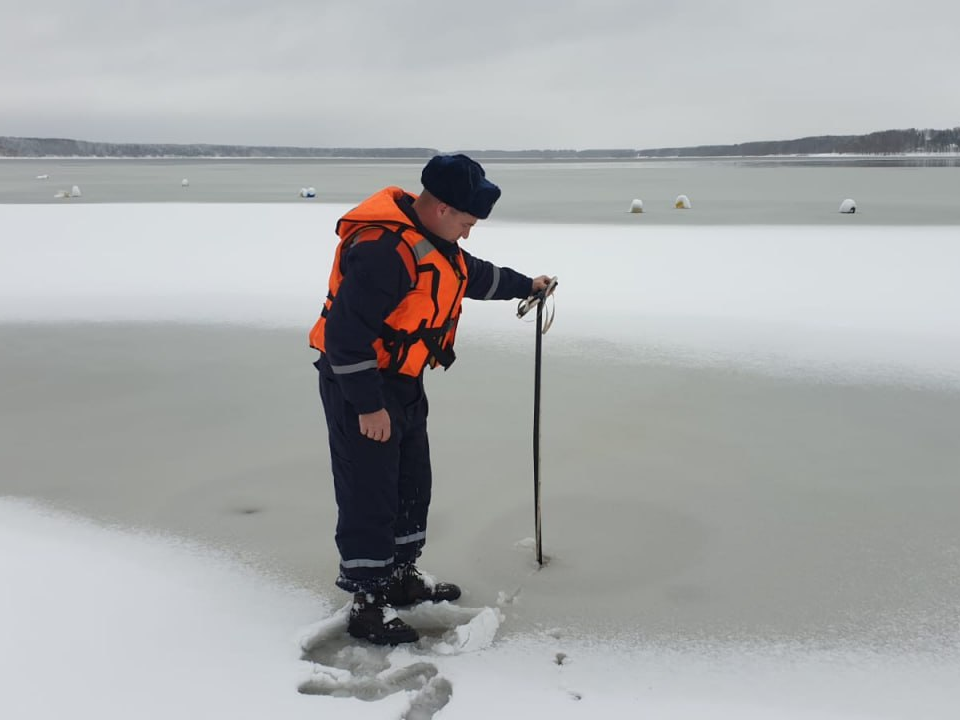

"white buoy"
[629, 198, 644, 214]
[71, 185, 82, 198]
[181, 178, 190, 187]
[675, 194, 691, 209]
[299, 187, 316, 198]
[839, 198, 856, 214]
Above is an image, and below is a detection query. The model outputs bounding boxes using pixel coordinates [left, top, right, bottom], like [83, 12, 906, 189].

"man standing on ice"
[309, 154, 552, 645]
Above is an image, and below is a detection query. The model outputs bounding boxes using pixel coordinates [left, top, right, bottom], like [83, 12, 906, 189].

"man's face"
[435, 205, 478, 242]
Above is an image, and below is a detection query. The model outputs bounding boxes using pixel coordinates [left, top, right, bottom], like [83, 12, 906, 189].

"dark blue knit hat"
[421, 154, 501, 219]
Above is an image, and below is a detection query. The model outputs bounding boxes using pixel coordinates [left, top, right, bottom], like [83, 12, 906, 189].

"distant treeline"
[0, 137, 438, 159]
[2, 127, 958, 158]
[636, 127, 960, 157]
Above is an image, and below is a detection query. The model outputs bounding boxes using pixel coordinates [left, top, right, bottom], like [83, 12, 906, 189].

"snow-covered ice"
[1, 203, 957, 386]
[1, 203, 959, 718]
[4, 498, 958, 719]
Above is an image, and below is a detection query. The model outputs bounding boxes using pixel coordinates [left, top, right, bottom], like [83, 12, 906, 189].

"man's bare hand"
[531, 275, 553, 294]
[359, 408, 391, 442]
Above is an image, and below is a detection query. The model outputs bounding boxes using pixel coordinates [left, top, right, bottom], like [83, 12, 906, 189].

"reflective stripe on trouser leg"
[315, 357, 432, 588]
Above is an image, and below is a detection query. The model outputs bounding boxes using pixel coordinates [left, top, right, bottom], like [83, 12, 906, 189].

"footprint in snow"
[298, 600, 502, 718]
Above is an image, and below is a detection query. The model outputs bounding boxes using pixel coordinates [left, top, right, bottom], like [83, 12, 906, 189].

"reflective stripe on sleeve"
[329, 359, 378, 375]
[483, 266, 501, 300]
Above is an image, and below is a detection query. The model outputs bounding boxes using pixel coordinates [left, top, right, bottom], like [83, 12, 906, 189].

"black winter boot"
[384, 564, 462, 607]
[347, 592, 419, 645]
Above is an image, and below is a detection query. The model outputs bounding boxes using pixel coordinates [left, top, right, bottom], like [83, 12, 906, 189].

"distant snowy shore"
[633, 151, 960, 159]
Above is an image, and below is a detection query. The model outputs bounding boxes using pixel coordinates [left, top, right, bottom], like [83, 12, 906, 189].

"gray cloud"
[2, 0, 958, 149]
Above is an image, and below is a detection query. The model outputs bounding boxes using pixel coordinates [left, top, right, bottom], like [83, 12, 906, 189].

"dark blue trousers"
[315, 355, 432, 593]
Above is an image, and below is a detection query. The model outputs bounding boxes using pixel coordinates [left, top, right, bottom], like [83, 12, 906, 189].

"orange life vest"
[308, 187, 468, 377]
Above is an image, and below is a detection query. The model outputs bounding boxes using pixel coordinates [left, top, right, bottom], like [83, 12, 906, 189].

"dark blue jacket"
[323, 193, 533, 414]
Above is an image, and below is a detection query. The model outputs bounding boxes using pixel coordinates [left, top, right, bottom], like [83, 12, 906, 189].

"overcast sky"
[3, 0, 959, 150]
